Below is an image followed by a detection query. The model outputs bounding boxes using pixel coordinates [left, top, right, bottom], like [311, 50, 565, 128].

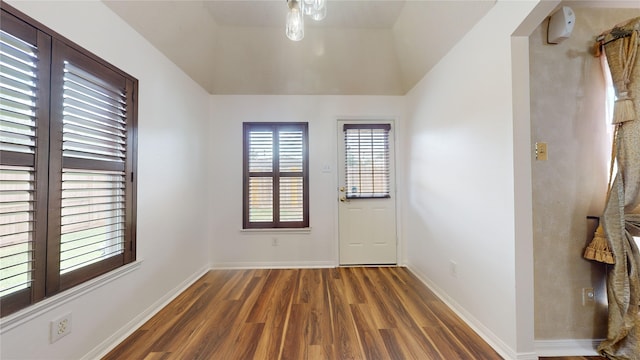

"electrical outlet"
[50, 312, 72, 343]
[272, 237, 278, 247]
[582, 288, 595, 306]
[449, 260, 458, 278]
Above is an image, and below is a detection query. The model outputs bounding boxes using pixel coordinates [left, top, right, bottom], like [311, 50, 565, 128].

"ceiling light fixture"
[286, 0, 327, 41]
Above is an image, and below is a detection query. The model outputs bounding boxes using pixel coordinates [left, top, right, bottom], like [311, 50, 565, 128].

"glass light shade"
[310, 3, 327, 21]
[313, 0, 326, 12]
[286, 2, 304, 41]
[303, 0, 314, 15]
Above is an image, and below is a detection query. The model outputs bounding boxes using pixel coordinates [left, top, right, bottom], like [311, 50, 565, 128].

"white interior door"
[338, 120, 397, 265]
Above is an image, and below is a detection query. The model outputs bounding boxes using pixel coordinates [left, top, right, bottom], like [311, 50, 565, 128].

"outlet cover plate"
[582, 288, 595, 306]
[50, 312, 72, 343]
[449, 260, 458, 278]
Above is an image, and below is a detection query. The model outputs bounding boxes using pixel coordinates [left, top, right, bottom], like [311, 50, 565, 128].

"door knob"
[339, 196, 349, 202]
[339, 186, 346, 192]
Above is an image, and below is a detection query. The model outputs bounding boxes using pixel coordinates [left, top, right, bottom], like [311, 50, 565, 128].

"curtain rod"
[596, 29, 637, 46]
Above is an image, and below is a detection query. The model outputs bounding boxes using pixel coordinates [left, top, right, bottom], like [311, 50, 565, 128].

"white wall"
[1, 1, 211, 359]
[401, 1, 542, 358]
[208, 95, 405, 268]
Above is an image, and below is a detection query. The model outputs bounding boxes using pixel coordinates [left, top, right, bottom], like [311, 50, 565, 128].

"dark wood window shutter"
[0, 3, 137, 316]
[243, 123, 309, 229]
[0, 9, 50, 316]
[49, 41, 135, 292]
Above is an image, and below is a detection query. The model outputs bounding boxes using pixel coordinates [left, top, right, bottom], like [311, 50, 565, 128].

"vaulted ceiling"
[103, 0, 639, 95]
[103, 0, 496, 95]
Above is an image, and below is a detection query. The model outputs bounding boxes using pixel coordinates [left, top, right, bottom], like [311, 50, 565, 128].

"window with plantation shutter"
[0, 3, 137, 317]
[50, 44, 135, 288]
[243, 123, 309, 229]
[343, 124, 391, 199]
[0, 10, 50, 316]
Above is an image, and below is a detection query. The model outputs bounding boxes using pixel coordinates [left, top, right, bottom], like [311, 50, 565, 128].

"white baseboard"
[211, 260, 336, 269]
[405, 263, 524, 360]
[535, 339, 602, 356]
[517, 353, 539, 360]
[81, 264, 210, 360]
[405, 263, 605, 360]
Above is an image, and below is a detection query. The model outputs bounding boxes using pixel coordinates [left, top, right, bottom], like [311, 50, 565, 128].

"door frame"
[335, 118, 400, 266]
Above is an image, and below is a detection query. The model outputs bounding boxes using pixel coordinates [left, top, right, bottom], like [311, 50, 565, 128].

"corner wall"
[402, 1, 542, 358]
[208, 95, 405, 268]
[1, 1, 211, 359]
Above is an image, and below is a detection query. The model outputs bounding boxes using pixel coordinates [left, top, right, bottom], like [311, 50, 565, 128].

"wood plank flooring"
[103, 267, 602, 360]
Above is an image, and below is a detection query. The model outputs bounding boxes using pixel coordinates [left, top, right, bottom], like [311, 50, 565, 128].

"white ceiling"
[203, 1, 407, 28]
[103, 0, 497, 95]
[103, 0, 639, 95]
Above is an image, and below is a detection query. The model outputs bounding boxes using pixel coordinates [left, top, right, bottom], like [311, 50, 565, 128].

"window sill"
[0, 260, 143, 333]
[240, 227, 312, 234]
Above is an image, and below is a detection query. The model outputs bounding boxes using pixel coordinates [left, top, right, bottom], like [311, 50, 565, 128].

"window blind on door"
[343, 124, 391, 199]
[0, 28, 38, 298]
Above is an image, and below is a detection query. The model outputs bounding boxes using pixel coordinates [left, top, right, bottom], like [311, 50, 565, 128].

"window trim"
[0, 2, 138, 317]
[243, 122, 309, 229]
[0, 260, 142, 333]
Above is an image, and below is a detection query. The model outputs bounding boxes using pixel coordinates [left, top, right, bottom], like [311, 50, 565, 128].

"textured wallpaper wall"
[531, 7, 640, 340]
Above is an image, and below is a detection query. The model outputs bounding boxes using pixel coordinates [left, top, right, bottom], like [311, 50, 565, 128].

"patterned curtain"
[586, 17, 640, 359]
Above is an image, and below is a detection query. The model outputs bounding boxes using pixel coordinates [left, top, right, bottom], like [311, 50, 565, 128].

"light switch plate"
[536, 142, 548, 161]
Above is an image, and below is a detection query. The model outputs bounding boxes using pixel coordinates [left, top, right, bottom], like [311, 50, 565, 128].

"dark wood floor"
[103, 267, 603, 359]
